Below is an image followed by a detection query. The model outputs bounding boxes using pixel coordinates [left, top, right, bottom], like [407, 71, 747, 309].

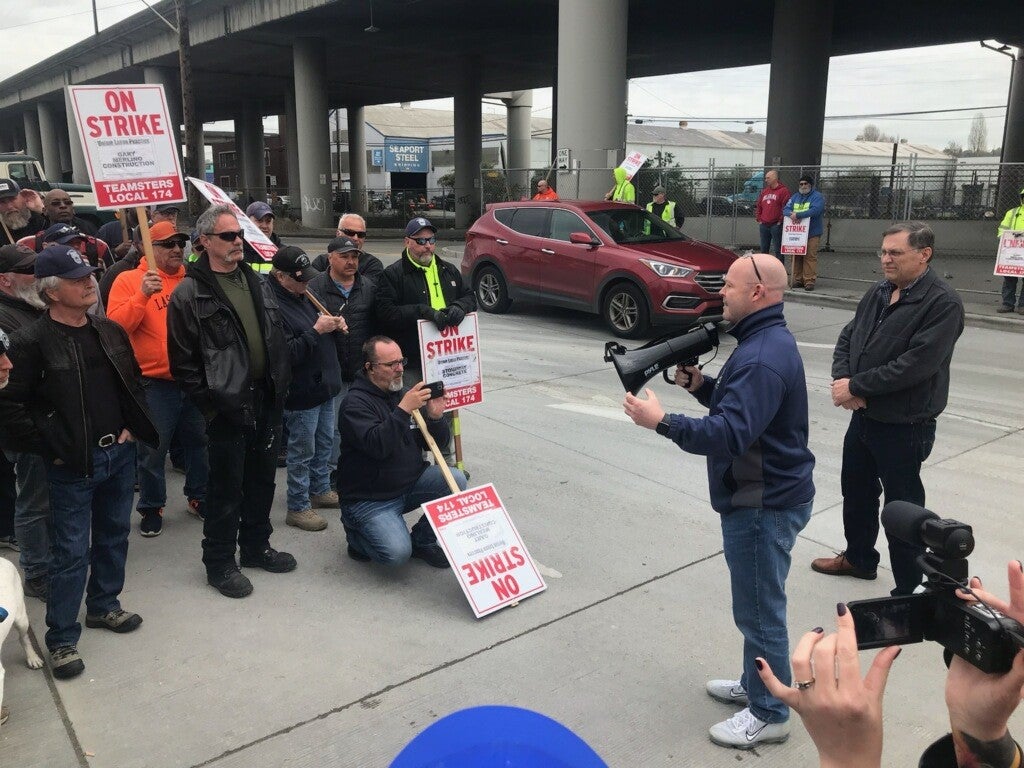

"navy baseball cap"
[35, 245, 99, 279]
[327, 236, 361, 254]
[0, 178, 20, 200]
[246, 201, 274, 220]
[42, 223, 85, 245]
[404, 217, 436, 237]
[0, 327, 10, 357]
[271, 245, 319, 282]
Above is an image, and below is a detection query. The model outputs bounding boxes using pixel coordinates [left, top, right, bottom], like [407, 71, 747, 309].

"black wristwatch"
[655, 415, 672, 437]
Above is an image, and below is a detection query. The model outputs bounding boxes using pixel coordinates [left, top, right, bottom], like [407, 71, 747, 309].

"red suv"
[461, 200, 736, 338]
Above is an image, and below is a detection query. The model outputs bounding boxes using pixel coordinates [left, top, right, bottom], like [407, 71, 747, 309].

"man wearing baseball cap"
[243, 201, 281, 274]
[0, 244, 158, 680]
[107, 221, 209, 538]
[0, 244, 52, 601]
[377, 218, 475, 463]
[268, 246, 345, 531]
[0, 179, 47, 247]
[24, 223, 113, 280]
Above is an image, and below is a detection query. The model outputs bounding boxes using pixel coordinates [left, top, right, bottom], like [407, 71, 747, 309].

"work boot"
[240, 546, 297, 573]
[810, 552, 877, 580]
[50, 645, 85, 680]
[207, 564, 253, 598]
[310, 490, 339, 508]
[286, 509, 327, 531]
[85, 609, 143, 633]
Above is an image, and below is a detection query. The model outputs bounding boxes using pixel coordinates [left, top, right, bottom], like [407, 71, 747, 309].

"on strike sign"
[780, 217, 810, 256]
[423, 484, 546, 618]
[995, 231, 1024, 277]
[418, 313, 483, 411]
[67, 85, 186, 210]
[188, 177, 278, 261]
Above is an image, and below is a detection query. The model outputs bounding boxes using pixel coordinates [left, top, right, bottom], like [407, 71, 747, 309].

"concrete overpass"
[0, 0, 1021, 226]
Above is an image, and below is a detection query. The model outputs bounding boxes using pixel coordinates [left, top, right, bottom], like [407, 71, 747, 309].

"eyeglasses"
[340, 228, 366, 238]
[744, 254, 764, 284]
[209, 230, 243, 242]
[154, 239, 187, 249]
[410, 236, 436, 246]
[48, 199, 73, 207]
[878, 248, 920, 259]
[370, 357, 407, 370]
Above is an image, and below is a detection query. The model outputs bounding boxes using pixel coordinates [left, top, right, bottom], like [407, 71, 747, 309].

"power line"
[4, 1, 140, 31]
[626, 105, 1005, 125]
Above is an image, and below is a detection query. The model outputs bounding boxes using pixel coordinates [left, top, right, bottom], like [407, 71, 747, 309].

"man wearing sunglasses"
[378, 217, 476, 462]
[41, 190, 99, 237]
[108, 221, 209, 539]
[311, 213, 384, 279]
[624, 253, 814, 751]
[167, 204, 294, 599]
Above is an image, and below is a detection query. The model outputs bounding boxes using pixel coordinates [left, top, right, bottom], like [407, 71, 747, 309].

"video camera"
[849, 501, 1024, 673]
[603, 322, 719, 395]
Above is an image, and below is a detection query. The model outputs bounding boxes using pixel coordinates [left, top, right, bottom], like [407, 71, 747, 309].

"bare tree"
[967, 113, 988, 154]
[856, 124, 897, 143]
[943, 141, 963, 158]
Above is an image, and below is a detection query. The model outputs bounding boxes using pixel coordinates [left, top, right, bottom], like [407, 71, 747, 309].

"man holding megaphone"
[623, 254, 815, 751]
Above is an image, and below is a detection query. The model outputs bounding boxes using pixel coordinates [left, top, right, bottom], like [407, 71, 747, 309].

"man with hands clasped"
[624, 253, 815, 749]
[757, 561, 1024, 768]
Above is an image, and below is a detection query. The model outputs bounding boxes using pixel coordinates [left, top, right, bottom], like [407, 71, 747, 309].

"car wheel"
[475, 266, 511, 313]
[602, 282, 650, 339]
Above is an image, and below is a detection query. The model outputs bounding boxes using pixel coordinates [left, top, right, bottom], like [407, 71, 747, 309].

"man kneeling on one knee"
[337, 335, 466, 568]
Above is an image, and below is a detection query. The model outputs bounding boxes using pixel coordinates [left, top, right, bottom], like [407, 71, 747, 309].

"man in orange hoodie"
[107, 221, 208, 537]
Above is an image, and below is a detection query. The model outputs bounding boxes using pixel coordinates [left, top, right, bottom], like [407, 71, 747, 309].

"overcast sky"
[0, 2, 1013, 151]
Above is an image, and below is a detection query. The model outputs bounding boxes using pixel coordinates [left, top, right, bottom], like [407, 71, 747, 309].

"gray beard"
[0, 379, 7, 390]
[388, 379, 403, 392]
[0, 208, 30, 231]
[12, 282, 46, 309]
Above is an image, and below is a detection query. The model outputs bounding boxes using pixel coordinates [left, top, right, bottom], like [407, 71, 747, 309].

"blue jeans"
[758, 222, 783, 260]
[46, 441, 136, 650]
[137, 377, 208, 511]
[841, 411, 936, 595]
[1001, 277, 1023, 309]
[4, 450, 51, 581]
[721, 500, 812, 724]
[283, 399, 336, 511]
[341, 465, 467, 566]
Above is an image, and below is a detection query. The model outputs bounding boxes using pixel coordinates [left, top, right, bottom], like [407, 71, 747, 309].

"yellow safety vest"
[644, 201, 676, 234]
[998, 205, 1024, 236]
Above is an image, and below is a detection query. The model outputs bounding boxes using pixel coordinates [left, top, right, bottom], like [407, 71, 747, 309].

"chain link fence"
[480, 162, 1024, 254]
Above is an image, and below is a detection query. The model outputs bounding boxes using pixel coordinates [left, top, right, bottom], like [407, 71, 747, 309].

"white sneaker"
[708, 707, 790, 749]
[705, 678, 748, 706]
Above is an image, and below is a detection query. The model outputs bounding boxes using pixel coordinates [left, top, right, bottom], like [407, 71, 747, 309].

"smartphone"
[848, 595, 928, 649]
[425, 381, 445, 400]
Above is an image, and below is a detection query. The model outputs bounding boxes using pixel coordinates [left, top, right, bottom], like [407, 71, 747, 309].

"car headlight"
[640, 259, 693, 279]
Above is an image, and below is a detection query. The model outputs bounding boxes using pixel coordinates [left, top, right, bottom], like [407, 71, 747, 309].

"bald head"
[43, 189, 76, 224]
[721, 254, 787, 323]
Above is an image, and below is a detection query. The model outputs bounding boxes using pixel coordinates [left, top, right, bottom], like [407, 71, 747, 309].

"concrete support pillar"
[292, 39, 332, 228]
[63, 87, 89, 184]
[37, 102, 63, 182]
[236, 104, 265, 204]
[282, 86, 301, 209]
[555, 0, 628, 200]
[143, 66, 183, 171]
[505, 90, 533, 196]
[997, 51, 1024, 214]
[58, 123, 72, 180]
[0, 129, 10, 152]
[454, 58, 482, 228]
[23, 111, 42, 160]
[347, 107, 368, 214]
[763, 0, 833, 181]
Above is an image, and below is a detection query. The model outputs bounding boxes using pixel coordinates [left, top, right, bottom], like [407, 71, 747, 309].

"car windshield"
[585, 208, 686, 244]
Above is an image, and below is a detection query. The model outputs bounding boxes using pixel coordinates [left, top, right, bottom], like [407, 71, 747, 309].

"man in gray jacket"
[811, 222, 964, 595]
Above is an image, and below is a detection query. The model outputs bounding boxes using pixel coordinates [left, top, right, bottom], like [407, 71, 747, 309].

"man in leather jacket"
[167, 204, 294, 599]
[0, 245, 158, 681]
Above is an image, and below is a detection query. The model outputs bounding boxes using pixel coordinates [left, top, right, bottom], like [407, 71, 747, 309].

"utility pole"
[175, 0, 203, 218]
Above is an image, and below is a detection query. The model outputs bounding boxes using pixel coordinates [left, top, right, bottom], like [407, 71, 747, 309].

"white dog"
[0, 557, 44, 729]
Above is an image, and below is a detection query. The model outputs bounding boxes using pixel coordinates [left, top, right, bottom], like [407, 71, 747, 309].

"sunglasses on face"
[209, 230, 243, 242]
[410, 236, 436, 246]
[154, 238, 187, 249]
[340, 228, 366, 238]
[48, 199, 73, 207]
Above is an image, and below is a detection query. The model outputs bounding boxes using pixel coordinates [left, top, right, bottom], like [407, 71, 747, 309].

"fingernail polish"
[812, 626, 824, 634]
[837, 602, 848, 616]
[754, 658, 764, 671]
